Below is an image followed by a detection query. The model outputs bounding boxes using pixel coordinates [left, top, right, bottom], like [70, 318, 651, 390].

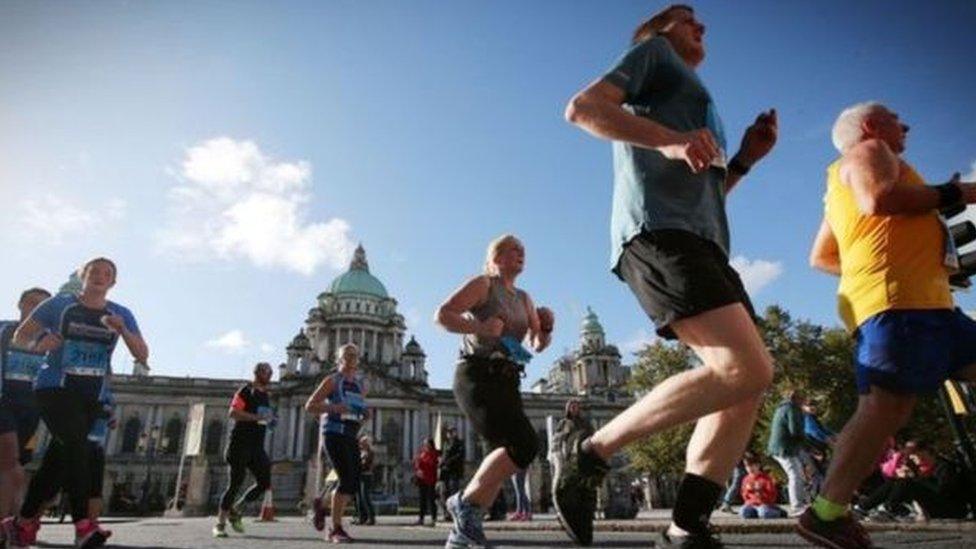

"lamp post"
[138, 425, 166, 515]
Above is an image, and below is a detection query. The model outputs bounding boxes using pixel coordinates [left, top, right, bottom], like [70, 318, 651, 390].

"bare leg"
[820, 388, 916, 505]
[0, 431, 25, 518]
[587, 304, 773, 479]
[330, 489, 350, 529]
[461, 448, 518, 508]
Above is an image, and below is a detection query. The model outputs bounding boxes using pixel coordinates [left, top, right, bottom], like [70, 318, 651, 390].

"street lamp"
[137, 425, 167, 515]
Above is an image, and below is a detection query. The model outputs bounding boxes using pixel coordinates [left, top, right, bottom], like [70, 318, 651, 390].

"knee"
[715, 355, 774, 397]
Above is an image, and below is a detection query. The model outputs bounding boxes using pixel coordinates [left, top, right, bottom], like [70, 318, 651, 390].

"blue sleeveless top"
[323, 372, 367, 437]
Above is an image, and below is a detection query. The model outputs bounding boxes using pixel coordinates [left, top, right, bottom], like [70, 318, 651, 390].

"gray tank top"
[462, 276, 529, 358]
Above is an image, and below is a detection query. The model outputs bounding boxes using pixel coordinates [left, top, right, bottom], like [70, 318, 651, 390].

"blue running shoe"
[445, 493, 490, 548]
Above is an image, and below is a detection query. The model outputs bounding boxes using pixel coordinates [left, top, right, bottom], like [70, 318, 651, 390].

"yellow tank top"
[824, 159, 952, 332]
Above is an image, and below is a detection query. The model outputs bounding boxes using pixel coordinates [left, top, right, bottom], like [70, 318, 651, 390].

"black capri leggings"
[219, 440, 271, 511]
[324, 433, 361, 495]
[20, 389, 99, 523]
[453, 357, 539, 469]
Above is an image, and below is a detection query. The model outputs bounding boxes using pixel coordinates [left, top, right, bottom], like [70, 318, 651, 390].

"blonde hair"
[483, 234, 521, 276]
[632, 4, 694, 45]
[336, 343, 360, 365]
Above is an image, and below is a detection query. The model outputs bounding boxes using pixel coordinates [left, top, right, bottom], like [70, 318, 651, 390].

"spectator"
[739, 455, 786, 519]
[438, 426, 464, 520]
[766, 388, 808, 513]
[855, 440, 943, 520]
[354, 436, 375, 526]
[718, 452, 753, 513]
[414, 438, 439, 526]
[801, 399, 832, 498]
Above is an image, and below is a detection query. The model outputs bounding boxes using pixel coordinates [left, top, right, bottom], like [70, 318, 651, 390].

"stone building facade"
[47, 246, 635, 514]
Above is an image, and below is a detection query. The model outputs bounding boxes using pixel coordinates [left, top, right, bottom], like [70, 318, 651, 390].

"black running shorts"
[617, 229, 756, 340]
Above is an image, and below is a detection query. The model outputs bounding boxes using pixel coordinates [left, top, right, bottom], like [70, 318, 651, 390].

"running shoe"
[328, 525, 353, 543]
[657, 527, 725, 548]
[2, 516, 40, 548]
[228, 509, 245, 533]
[552, 438, 608, 546]
[74, 518, 110, 549]
[796, 508, 874, 549]
[445, 493, 490, 548]
[312, 497, 327, 532]
[212, 523, 228, 538]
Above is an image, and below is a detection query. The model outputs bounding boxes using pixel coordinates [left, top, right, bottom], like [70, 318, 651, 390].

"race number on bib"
[63, 339, 110, 376]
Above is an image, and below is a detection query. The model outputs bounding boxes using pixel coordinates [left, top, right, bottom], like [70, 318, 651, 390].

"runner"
[561, 4, 778, 546]
[800, 102, 976, 548]
[213, 362, 274, 538]
[434, 234, 554, 548]
[0, 288, 51, 542]
[305, 343, 369, 543]
[5, 257, 147, 549]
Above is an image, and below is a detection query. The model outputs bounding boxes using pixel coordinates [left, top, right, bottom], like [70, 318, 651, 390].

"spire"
[350, 243, 369, 272]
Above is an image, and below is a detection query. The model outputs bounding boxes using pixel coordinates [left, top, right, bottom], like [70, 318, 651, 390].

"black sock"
[672, 473, 723, 535]
[579, 438, 610, 475]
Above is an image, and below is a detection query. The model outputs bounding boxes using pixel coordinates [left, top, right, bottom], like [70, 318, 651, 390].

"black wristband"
[728, 156, 751, 176]
[934, 183, 963, 209]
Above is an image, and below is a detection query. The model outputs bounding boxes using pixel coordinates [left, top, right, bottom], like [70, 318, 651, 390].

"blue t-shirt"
[0, 320, 47, 402]
[29, 294, 139, 400]
[602, 36, 731, 274]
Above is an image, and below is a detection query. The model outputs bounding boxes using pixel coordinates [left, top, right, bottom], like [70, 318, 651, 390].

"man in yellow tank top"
[798, 101, 976, 549]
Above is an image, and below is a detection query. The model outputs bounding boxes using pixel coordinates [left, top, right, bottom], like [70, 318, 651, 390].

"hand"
[537, 307, 554, 333]
[479, 317, 504, 338]
[101, 314, 126, 334]
[736, 109, 778, 166]
[35, 333, 63, 353]
[951, 173, 976, 204]
[660, 128, 721, 173]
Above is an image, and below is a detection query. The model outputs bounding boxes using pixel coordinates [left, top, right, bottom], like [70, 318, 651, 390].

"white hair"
[831, 101, 885, 153]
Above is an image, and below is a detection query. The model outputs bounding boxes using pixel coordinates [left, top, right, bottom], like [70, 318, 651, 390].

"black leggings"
[219, 440, 271, 511]
[418, 483, 437, 522]
[453, 357, 539, 469]
[21, 389, 98, 522]
[324, 433, 360, 495]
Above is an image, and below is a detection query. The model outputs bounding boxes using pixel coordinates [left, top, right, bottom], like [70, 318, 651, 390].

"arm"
[228, 388, 260, 422]
[434, 276, 502, 337]
[845, 140, 976, 215]
[12, 318, 54, 351]
[103, 309, 149, 364]
[522, 293, 552, 353]
[724, 109, 779, 194]
[304, 375, 342, 416]
[810, 218, 841, 276]
[566, 79, 720, 174]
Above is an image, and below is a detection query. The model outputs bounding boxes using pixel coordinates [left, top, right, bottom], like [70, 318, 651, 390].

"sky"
[1, 0, 975, 387]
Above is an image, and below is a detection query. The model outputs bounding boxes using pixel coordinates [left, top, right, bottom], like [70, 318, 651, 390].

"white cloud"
[622, 328, 657, 355]
[157, 137, 355, 275]
[730, 256, 784, 295]
[206, 329, 250, 353]
[19, 195, 127, 243]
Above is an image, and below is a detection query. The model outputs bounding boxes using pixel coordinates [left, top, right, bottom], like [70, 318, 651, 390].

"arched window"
[121, 417, 142, 453]
[205, 420, 224, 456]
[163, 416, 183, 455]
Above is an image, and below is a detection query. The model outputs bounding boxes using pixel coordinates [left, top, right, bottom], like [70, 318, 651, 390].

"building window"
[121, 417, 142, 453]
[205, 420, 224, 456]
[164, 417, 183, 455]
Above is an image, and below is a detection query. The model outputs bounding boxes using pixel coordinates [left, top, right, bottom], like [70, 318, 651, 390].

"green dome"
[328, 245, 389, 298]
[581, 306, 604, 334]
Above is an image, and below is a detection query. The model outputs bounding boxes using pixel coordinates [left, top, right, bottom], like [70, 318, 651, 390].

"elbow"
[564, 93, 588, 125]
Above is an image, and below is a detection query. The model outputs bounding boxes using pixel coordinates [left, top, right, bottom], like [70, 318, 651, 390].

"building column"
[107, 403, 123, 456]
[285, 406, 296, 459]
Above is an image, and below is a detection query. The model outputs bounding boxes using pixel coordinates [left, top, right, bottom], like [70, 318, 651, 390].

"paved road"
[25, 517, 976, 548]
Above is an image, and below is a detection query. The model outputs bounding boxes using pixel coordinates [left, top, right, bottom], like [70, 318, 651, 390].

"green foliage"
[625, 304, 964, 476]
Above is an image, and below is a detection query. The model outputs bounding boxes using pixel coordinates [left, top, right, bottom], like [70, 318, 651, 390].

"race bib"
[4, 349, 45, 381]
[342, 392, 367, 421]
[62, 339, 110, 376]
